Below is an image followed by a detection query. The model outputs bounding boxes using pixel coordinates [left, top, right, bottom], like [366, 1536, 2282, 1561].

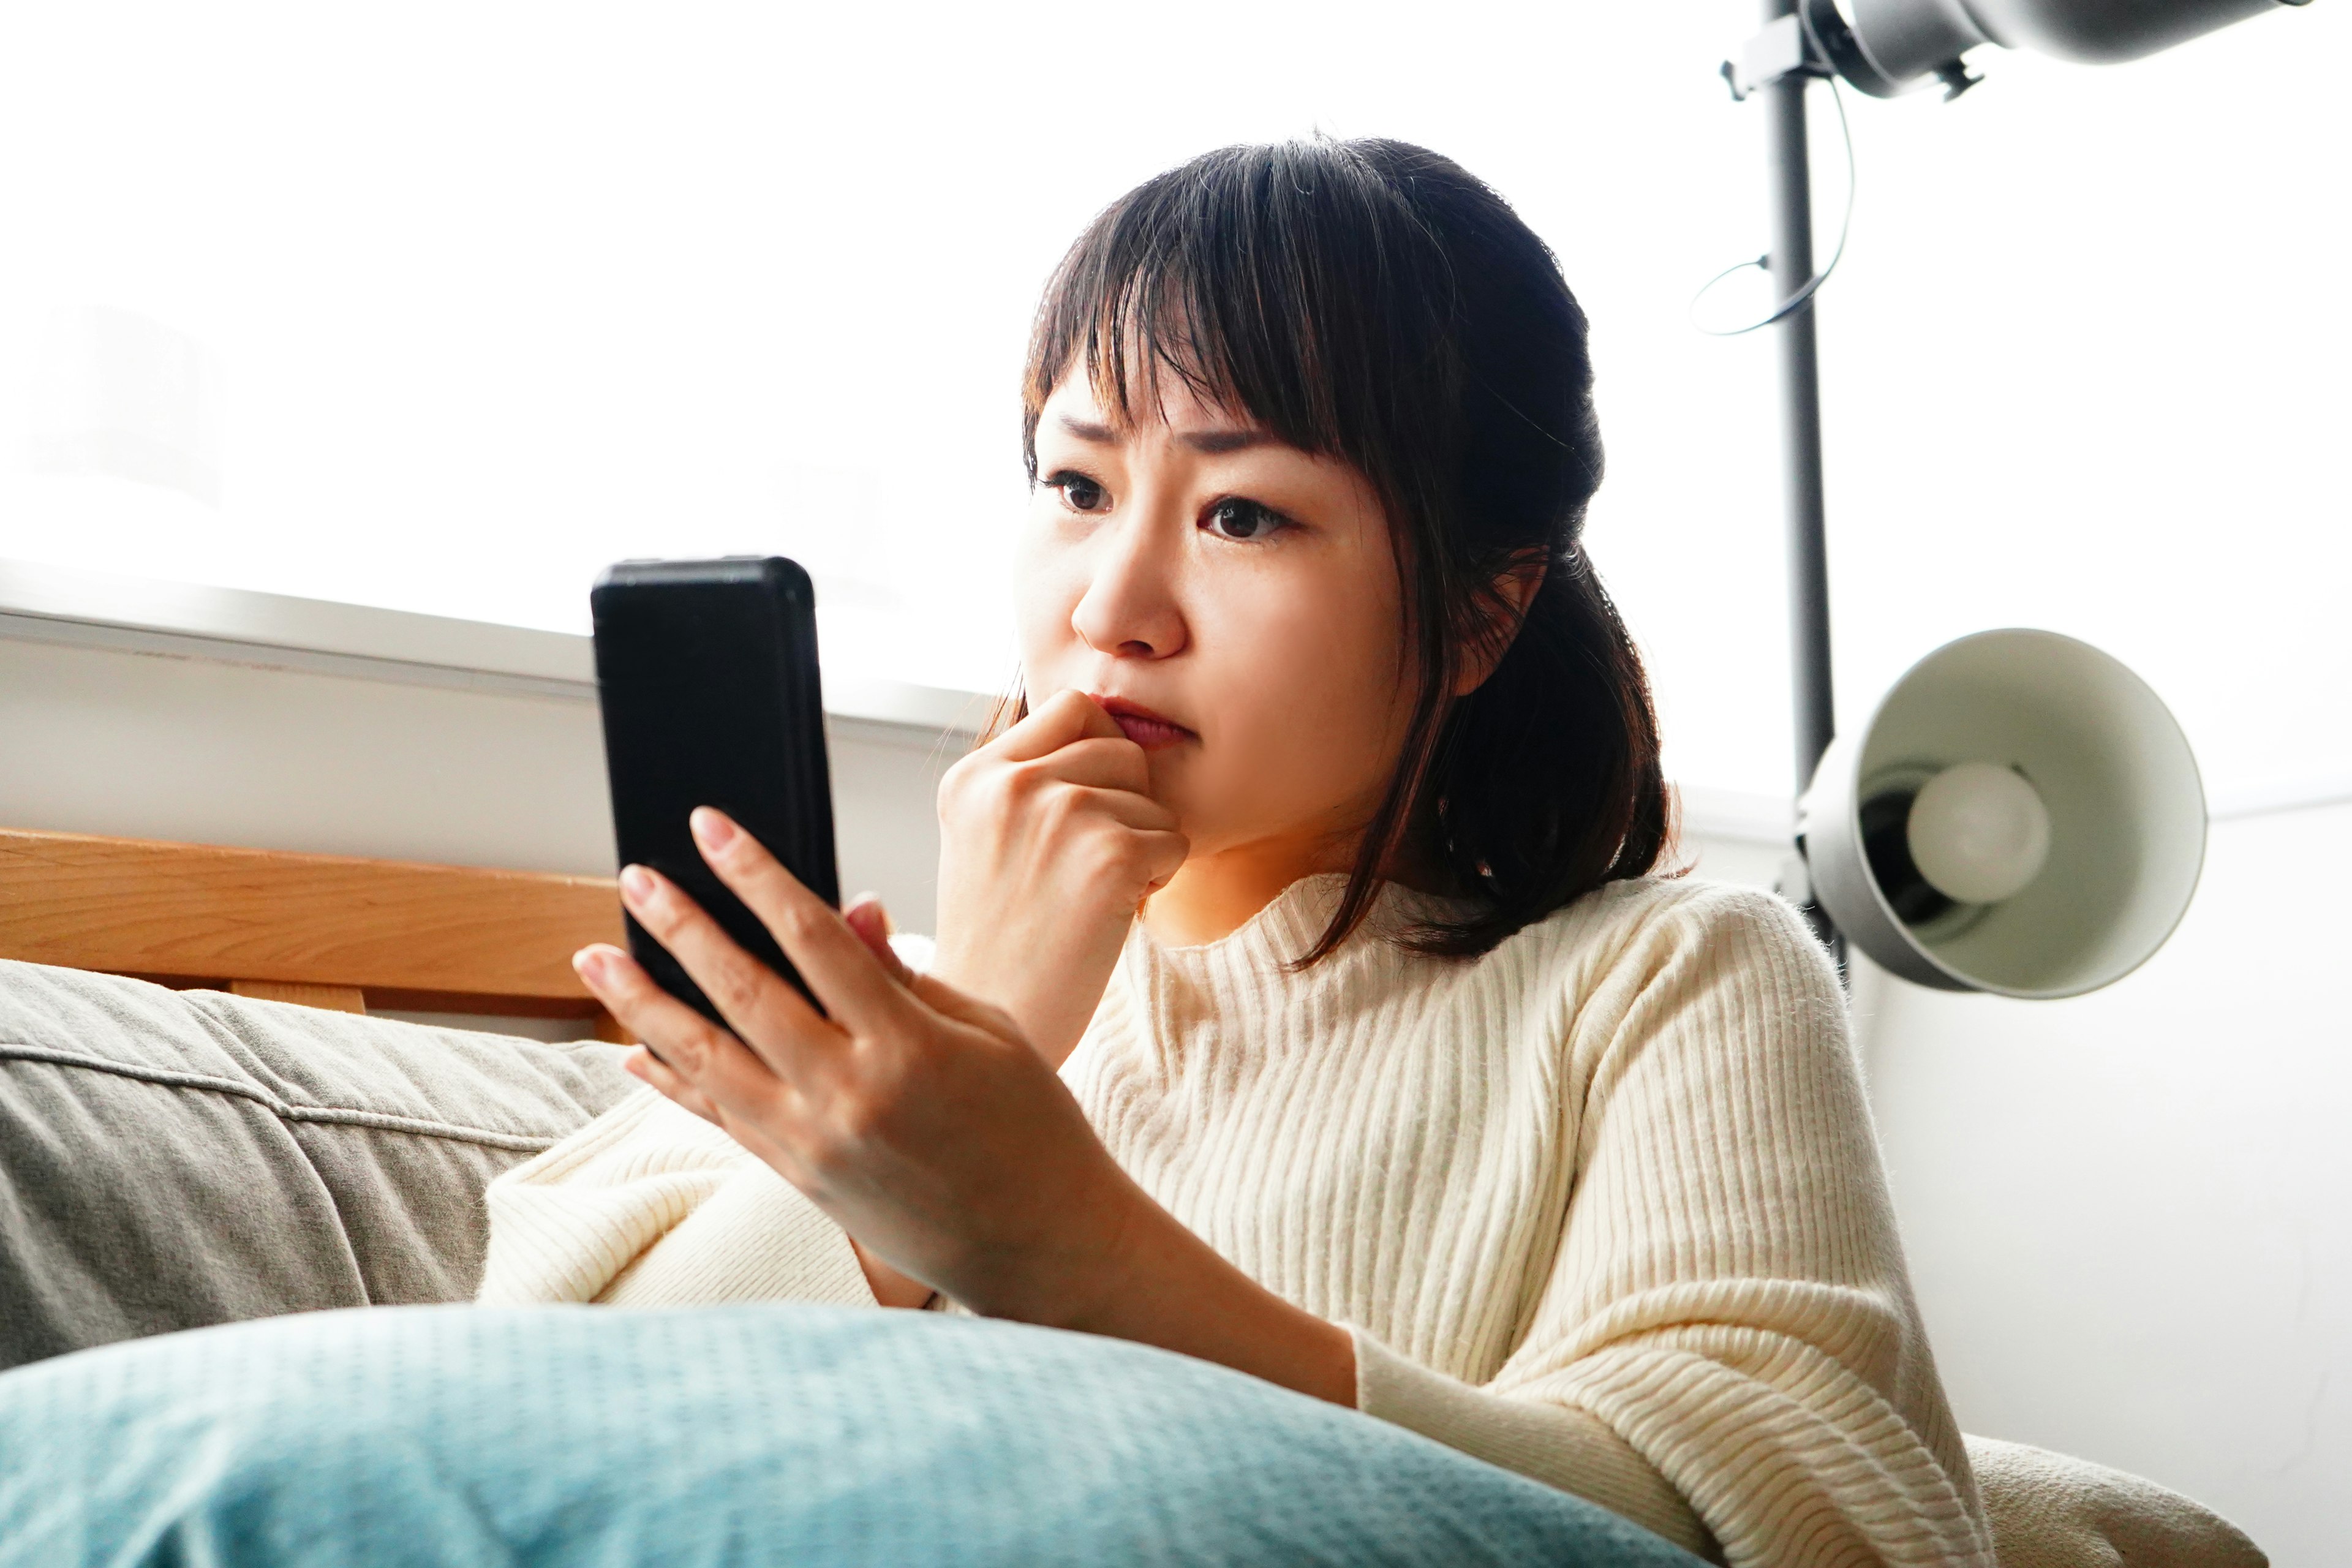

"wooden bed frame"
[0, 827, 628, 1036]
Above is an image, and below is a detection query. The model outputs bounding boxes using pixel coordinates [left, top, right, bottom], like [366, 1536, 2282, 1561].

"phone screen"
[590, 557, 840, 1023]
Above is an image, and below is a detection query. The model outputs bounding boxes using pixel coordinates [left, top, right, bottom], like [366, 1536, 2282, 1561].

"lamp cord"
[1691, 75, 1856, 337]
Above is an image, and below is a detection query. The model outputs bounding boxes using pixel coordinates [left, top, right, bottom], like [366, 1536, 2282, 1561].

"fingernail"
[573, 946, 614, 983]
[690, 808, 737, 851]
[619, 865, 656, 905]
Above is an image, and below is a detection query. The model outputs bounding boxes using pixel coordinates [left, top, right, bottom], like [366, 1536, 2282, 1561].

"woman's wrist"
[1099, 1215, 1359, 1407]
[983, 1176, 1358, 1409]
[926, 938, 1117, 1069]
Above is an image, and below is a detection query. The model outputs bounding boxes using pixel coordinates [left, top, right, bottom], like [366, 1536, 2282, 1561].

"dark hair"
[1016, 137, 1672, 962]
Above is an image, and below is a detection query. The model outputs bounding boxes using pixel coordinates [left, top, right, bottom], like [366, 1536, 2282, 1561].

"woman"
[478, 138, 1994, 1567]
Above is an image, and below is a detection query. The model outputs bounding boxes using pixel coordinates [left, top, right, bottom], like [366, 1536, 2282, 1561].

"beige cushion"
[1967, 1435, 2266, 1568]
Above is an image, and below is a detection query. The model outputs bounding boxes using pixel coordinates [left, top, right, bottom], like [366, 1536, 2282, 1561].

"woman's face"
[1016, 372, 1417, 868]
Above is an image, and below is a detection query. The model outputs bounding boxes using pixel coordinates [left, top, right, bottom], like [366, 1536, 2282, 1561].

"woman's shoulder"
[1488, 874, 1832, 997]
[1476, 878, 1850, 1095]
[1518, 872, 1813, 946]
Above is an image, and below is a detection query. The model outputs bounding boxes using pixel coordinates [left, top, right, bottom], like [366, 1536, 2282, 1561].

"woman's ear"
[1451, 551, 1548, 698]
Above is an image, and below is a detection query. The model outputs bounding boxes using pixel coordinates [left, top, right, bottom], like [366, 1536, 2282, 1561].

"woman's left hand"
[574, 806, 1152, 1329]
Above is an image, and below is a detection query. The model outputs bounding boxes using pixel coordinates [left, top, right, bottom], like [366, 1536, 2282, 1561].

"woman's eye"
[1044, 470, 1110, 513]
[1204, 497, 1284, 541]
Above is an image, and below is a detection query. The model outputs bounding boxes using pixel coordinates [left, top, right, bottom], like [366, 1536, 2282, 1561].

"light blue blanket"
[0, 1303, 1704, 1567]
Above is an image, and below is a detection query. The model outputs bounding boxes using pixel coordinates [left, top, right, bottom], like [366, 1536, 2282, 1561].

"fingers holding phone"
[932, 688, 1188, 1065]
[575, 823, 1127, 1318]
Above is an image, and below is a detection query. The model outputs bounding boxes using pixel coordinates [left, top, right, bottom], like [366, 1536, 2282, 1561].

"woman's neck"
[1140, 826, 1449, 949]
[1141, 835, 1346, 949]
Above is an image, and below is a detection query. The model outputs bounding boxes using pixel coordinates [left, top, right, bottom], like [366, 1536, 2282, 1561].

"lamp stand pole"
[1758, 0, 1842, 949]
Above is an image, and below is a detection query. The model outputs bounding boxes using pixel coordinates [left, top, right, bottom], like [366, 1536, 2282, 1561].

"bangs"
[1021, 141, 1448, 494]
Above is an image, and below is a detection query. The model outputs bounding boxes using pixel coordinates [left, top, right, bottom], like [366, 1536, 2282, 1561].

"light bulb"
[1905, 761, 2052, 905]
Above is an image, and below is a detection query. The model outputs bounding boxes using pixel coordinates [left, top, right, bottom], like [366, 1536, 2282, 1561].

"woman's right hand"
[931, 688, 1188, 1065]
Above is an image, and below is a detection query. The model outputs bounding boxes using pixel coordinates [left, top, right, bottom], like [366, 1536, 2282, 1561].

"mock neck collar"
[1135, 872, 1468, 970]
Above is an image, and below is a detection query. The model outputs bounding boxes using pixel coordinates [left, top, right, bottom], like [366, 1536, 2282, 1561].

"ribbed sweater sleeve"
[1351, 1329, 1721, 1556]
[1360, 888, 1992, 1568]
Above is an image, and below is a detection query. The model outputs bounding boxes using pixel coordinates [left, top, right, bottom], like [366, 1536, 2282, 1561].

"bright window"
[2, 1, 2343, 801]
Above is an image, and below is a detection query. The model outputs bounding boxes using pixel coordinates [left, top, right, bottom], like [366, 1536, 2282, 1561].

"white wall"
[0, 627, 954, 925]
[1854, 803, 2350, 1568]
[0, 577, 960, 1039]
[2, 577, 2340, 1562]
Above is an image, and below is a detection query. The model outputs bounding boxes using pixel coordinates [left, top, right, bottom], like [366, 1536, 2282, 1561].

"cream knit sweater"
[480, 875, 1995, 1568]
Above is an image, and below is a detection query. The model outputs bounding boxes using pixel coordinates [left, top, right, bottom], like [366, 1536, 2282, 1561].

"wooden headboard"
[0, 827, 625, 1031]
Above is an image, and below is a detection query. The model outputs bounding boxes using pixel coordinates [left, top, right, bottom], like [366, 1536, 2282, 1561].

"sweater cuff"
[1347, 1328, 1717, 1561]
[600, 1162, 874, 1308]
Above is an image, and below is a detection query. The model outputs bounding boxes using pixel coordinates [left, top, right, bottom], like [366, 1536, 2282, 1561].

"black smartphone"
[590, 556, 840, 1026]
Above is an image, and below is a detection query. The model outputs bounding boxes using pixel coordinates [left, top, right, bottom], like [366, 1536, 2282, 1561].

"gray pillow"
[0, 959, 636, 1370]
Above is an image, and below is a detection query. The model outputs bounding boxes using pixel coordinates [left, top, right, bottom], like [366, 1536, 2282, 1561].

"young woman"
[480, 140, 1994, 1567]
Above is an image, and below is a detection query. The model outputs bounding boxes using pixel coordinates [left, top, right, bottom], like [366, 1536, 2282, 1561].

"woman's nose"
[1070, 515, 1188, 661]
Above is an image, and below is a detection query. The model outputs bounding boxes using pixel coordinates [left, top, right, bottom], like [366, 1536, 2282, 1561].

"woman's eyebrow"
[1055, 415, 1119, 444]
[1052, 413, 1272, 456]
[1175, 428, 1273, 455]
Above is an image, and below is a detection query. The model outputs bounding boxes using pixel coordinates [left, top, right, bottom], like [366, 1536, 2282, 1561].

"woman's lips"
[1091, 694, 1196, 751]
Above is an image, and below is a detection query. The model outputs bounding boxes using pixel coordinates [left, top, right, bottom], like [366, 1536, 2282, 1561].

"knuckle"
[742, 1073, 794, 1126]
[869, 1039, 929, 1102]
[656, 1020, 715, 1069]
[777, 900, 832, 949]
[824, 1093, 889, 1159]
[1003, 758, 1050, 799]
[1039, 783, 1084, 829]
[706, 962, 766, 1022]
[1076, 832, 1128, 886]
[633, 886, 682, 937]
[742, 862, 795, 911]
[828, 1047, 925, 1148]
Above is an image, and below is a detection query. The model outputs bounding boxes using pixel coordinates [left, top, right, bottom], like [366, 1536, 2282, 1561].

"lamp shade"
[1798, 629, 2206, 997]
[1805, 0, 2305, 96]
